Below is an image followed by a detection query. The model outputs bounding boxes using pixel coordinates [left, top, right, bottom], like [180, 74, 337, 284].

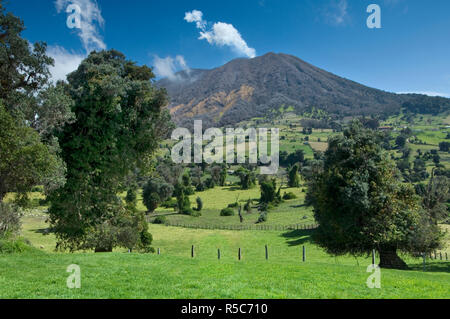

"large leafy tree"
[0, 103, 58, 201]
[309, 121, 442, 269]
[236, 166, 256, 190]
[422, 171, 449, 224]
[142, 177, 174, 213]
[49, 50, 172, 252]
[0, 2, 73, 200]
[0, 1, 53, 119]
[287, 164, 300, 188]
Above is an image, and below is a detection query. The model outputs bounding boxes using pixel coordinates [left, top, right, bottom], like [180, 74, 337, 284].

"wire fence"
[153, 245, 449, 270]
[146, 219, 319, 231]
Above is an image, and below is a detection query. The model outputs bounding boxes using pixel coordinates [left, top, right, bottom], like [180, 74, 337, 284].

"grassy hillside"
[1, 222, 449, 299]
[2, 111, 449, 299]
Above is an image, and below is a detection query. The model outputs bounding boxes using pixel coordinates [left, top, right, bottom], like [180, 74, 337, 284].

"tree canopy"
[48, 50, 172, 251]
[308, 121, 442, 269]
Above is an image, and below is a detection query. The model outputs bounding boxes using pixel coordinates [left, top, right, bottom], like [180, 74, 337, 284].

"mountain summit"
[157, 53, 423, 127]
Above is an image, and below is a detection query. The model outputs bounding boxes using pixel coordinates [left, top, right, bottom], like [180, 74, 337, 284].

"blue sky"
[5, 0, 450, 96]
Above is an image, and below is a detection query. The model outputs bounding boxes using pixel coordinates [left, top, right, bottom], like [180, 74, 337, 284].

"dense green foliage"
[152, 216, 167, 225]
[236, 167, 256, 190]
[0, 3, 53, 118]
[0, 104, 59, 202]
[195, 197, 203, 212]
[0, 202, 22, 238]
[48, 50, 171, 251]
[0, 237, 36, 254]
[402, 95, 450, 115]
[421, 173, 449, 223]
[143, 178, 174, 213]
[220, 207, 235, 216]
[0, 5, 69, 203]
[174, 183, 194, 215]
[282, 192, 297, 200]
[308, 121, 442, 269]
[288, 164, 300, 188]
[280, 150, 305, 168]
[209, 164, 227, 186]
[256, 211, 268, 223]
[260, 179, 282, 207]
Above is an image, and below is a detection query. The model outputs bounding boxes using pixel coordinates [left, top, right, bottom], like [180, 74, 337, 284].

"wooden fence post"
[157, 248, 160, 255]
[446, 252, 448, 261]
[238, 248, 241, 261]
[440, 252, 442, 260]
[302, 246, 306, 262]
[218, 249, 221, 260]
[372, 249, 376, 265]
[265, 245, 268, 260]
[191, 245, 195, 258]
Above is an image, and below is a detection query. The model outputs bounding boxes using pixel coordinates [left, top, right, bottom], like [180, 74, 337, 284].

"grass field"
[1, 112, 450, 299]
[149, 184, 315, 227]
[1, 222, 449, 299]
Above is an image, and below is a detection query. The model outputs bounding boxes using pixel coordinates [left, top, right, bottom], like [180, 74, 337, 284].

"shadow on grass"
[290, 204, 307, 208]
[226, 186, 242, 191]
[281, 229, 314, 246]
[408, 262, 450, 273]
[31, 228, 53, 235]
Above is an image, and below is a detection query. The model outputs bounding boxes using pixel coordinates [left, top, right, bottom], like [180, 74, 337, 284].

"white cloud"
[47, 46, 85, 82]
[55, 0, 106, 53]
[153, 55, 190, 80]
[323, 0, 349, 26]
[397, 91, 450, 98]
[184, 9, 206, 30]
[184, 10, 256, 58]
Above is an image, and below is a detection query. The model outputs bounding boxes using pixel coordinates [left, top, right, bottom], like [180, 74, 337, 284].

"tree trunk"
[379, 248, 408, 270]
[0, 184, 6, 203]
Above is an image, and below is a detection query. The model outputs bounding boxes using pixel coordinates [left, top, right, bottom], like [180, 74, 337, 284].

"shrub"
[125, 188, 137, 206]
[83, 207, 153, 253]
[236, 167, 256, 189]
[174, 183, 192, 214]
[244, 199, 252, 213]
[256, 211, 268, 224]
[283, 192, 297, 200]
[181, 207, 194, 216]
[143, 178, 174, 213]
[288, 164, 301, 187]
[220, 207, 235, 216]
[439, 141, 450, 152]
[260, 179, 282, 205]
[227, 202, 239, 208]
[205, 177, 215, 189]
[0, 202, 22, 239]
[195, 182, 206, 192]
[0, 238, 36, 254]
[195, 197, 203, 211]
[153, 216, 167, 224]
[190, 210, 202, 217]
[184, 186, 195, 195]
